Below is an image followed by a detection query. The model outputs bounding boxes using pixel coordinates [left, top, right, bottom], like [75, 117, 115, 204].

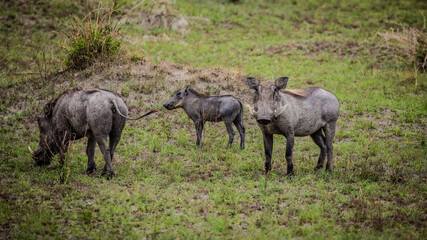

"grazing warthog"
[247, 77, 339, 176]
[163, 85, 245, 149]
[28, 87, 156, 178]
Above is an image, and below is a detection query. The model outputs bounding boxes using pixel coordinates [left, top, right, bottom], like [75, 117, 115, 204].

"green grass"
[1, 0, 426, 239]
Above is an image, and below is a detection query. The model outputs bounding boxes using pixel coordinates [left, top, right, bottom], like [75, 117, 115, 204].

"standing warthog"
[163, 85, 245, 149]
[247, 77, 339, 176]
[28, 87, 156, 178]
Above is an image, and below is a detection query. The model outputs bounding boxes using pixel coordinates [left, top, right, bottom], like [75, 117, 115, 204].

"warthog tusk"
[246, 104, 257, 117]
[274, 104, 288, 118]
[28, 146, 35, 155]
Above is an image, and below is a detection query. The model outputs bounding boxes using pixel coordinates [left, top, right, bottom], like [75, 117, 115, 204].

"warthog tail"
[112, 100, 158, 120]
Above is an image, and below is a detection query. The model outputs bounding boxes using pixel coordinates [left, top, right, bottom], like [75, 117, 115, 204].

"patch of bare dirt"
[338, 196, 427, 231]
[48, 58, 250, 109]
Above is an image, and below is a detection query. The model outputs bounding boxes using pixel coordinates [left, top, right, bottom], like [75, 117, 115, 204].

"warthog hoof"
[314, 165, 323, 171]
[87, 166, 97, 174]
[286, 171, 295, 177]
[101, 170, 114, 180]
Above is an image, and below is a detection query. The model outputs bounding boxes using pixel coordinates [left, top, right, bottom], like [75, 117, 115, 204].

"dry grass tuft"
[379, 21, 427, 85]
[60, 7, 123, 70]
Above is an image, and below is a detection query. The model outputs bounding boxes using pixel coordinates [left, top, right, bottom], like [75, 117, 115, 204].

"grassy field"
[1, 0, 426, 239]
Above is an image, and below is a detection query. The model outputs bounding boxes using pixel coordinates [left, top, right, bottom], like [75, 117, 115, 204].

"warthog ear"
[184, 85, 191, 96]
[275, 77, 289, 90]
[247, 77, 259, 90]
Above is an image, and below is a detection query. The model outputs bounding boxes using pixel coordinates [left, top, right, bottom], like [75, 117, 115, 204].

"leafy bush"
[62, 8, 122, 69]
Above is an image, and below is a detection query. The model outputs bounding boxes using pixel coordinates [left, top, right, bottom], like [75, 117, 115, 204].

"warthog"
[28, 87, 156, 178]
[247, 77, 339, 176]
[163, 85, 245, 149]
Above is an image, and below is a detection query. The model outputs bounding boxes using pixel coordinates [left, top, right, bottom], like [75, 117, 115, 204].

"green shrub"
[62, 8, 122, 69]
[131, 54, 142, 62]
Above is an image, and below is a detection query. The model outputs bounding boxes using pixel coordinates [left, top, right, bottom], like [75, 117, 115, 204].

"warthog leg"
[233, 119, 245, 150]
[310, 129, 327, 170]
[324, 121, 337, 171]
[224, 121, 235, 148]
[109, 131, 121, 162]
[97, 138, 114, 178]
[284, 134, 295, 176]
[194, 120, 204, 147]
[86, 136, 96, 173]
[262, 132, 273, 173]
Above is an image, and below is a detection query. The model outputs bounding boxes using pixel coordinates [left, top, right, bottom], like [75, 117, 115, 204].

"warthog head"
[163, 85, 190, 110]
[29, 103, 59, 166]
[247, 77, 289, 125]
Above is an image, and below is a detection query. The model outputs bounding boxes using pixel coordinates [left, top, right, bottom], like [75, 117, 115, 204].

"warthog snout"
[163, 103, 173, 110]
[256, 119, 271, 125]
[254, 111, 274, 125]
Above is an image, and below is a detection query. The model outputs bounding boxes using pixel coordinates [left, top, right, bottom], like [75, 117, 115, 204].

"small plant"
[62, 8, 123, 69]
[56, 135, 74, 184]
[31, 46, 52, 82]
[58, 158, 71, 184]
[48, 140, 73, 184]
[131, 54, 142, 62]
